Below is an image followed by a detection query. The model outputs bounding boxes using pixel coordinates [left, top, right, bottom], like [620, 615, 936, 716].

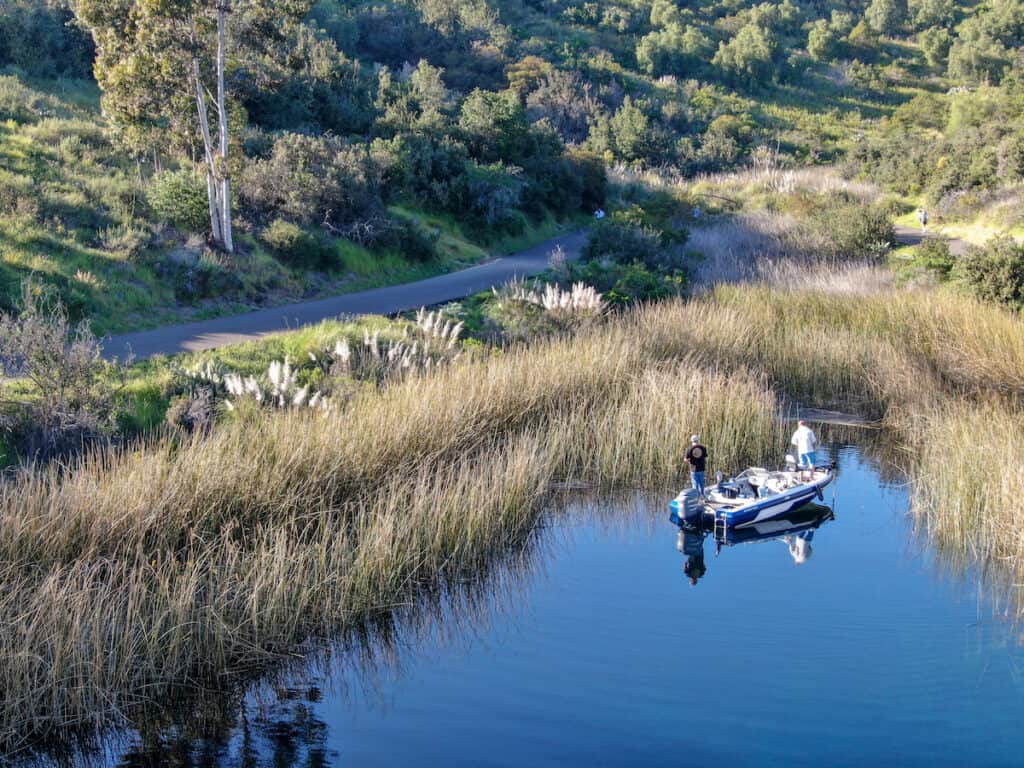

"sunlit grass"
[5, 260, 1024, 749]
[0, 306, 780, 748]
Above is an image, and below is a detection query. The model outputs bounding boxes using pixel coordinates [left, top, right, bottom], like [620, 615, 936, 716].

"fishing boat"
[669, 457, 835, 531]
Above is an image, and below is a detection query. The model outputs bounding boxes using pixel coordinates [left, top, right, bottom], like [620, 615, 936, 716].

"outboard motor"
[785, 454, 798, 471]
[673, 488, 703, 523]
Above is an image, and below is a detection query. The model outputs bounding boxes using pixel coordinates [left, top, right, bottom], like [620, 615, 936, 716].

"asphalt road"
[893, 225, 969, 256]
[103, 224, 963, 362]
[104, 231, 587, 362]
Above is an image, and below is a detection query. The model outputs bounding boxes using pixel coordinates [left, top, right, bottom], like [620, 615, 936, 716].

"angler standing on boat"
[791, 420, 818, 475]
[686, 435, 708, 496]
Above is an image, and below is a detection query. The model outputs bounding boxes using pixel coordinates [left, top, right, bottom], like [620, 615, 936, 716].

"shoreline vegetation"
[3, 268, 1024, 753]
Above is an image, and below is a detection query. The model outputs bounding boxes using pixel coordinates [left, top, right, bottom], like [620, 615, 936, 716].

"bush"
[147, 169, 210, 233]
[239, 133, 383, 229]
[811, 198, 895, 260]
[261, 219, 337, 269]
[581, 222, 684, 271]
[915, 237, 955, 277]
[953, 237, 1024, 309]
[377, 218, 439, 262]
[158, 252, 243, 304]
[465, 162, 527, 233]
[568, 260, 685, 305]
[0, 1, 94, 79]
[0, 284, 119, 460]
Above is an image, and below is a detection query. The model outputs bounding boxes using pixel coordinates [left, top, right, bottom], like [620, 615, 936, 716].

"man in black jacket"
[685, 435, 708, 496]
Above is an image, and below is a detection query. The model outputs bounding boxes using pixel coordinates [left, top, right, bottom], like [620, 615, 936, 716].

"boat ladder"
[713, 513, 727, 540]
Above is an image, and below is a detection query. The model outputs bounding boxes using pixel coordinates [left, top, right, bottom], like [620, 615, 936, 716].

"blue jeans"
[799, 451, 817, 468]
[691, 470, 706, 495]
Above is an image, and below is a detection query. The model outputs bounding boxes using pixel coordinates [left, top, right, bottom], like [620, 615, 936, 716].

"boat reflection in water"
[673, 503, 835, 586]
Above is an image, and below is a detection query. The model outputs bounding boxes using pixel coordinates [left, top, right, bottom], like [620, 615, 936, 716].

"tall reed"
[5, 281, 1024, 751]
[0, 310, 780, 752]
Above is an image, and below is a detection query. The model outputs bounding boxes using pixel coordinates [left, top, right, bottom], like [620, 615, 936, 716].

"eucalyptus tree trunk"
[193, 55, 224, 246]
[215, 2, 233, 253]
[190, 3, 233, 253]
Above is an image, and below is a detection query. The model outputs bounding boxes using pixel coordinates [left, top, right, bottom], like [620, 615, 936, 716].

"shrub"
[953, 237, 1024, 309]
[97, 224, 151, 261]
[158, 252, 243, 304]
[465, 162, 527, 233]
[146, 169, 210, 233]
[376, 218, 439, 262]
[261, 219, 337, 269]
[569, 260, 685, 305]
[0, 284, 119, 460]
[811, 198, 895, 260]
[239, 133, 383, 229]
[581, 222, 685, 271]
[915, 237, 955, 277]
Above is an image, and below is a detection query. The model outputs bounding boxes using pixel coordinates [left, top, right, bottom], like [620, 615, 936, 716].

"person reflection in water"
[677, 528, 707, 585]
[783, 530, 814, 564]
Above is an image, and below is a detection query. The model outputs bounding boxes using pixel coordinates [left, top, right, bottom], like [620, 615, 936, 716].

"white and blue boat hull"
[714, 480, 827, 528]
[669, 466, 834, 530]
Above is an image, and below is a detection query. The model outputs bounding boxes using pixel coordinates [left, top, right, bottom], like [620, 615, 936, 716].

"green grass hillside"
[0, 0, 1022, 332]
[0, 75, 574, 335]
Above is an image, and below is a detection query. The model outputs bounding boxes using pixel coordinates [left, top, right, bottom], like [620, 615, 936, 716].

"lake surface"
[105, 442, 1024, 766]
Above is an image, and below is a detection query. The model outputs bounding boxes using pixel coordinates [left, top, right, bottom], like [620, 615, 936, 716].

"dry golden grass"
[0, 310, 780, 751]
[631, 285, 1024, 619]
[4, 279, 1024, 751]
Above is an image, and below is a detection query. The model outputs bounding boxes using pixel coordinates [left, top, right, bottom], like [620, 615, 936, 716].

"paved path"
[893, 225, 969, 256]
[105, 231, 586, 361]
[103, 224, 958, 362]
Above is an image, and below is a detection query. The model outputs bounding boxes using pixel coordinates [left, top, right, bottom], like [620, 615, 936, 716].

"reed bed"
[0, 311, 780, 752]
[5, 281, 1024, 751]
[631, 285, 1024, 618]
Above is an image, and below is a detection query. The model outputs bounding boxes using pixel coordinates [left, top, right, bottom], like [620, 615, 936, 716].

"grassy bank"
[0, 76, 580, 337]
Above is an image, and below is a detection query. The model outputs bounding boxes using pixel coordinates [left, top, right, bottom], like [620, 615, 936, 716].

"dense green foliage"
[0, 0, 1022, 326]
[954, 237, 1024, 309]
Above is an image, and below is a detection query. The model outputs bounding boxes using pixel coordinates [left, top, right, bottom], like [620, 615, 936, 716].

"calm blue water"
[112, 445, 1024, 767]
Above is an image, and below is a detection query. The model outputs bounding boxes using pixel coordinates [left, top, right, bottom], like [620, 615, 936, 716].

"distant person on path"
[790, 420, 818, 474]
[685, 435, 708, 496]
[917, 208, 928, 232]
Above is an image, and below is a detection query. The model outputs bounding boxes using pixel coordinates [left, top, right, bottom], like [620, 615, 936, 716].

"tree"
[947, 23, 1011, 84]
[908, 0, 954, 30]
[919, 26, 953, 67]
[239, 133, 383, 231]
[377, 60, 451, 135]
[649, 0, 684, 28]
[807, 19, 839, 61]
[526, 70, 599, 144]
[636, 23, 713, 77]
[458, 89, 532, 163]
[609, 96, 653, 162]
[712, 25, 777, 88]
[865, 0, 906, 36]
[73, 0, 313, 253]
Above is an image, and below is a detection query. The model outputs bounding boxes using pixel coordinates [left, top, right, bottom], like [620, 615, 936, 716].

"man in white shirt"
[790, 419, 818, 472]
